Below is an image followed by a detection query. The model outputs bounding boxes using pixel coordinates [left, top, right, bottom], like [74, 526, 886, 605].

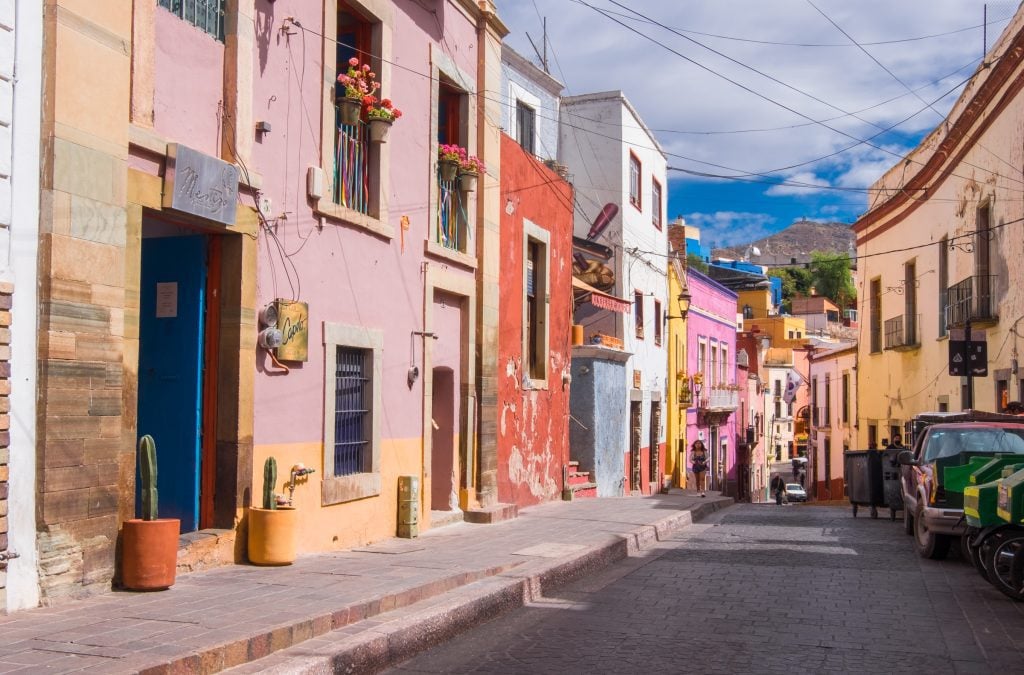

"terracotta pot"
[458, 172, 478, 192]
[337, 96, 362, 126]
[121, 518, 180, 591]
[248, 506, 297, 565]
[368, 118, 392, 143]
[438, 159, 459, 182]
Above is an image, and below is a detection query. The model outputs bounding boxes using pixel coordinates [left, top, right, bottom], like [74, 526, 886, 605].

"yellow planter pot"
[247, 506, 297, 565]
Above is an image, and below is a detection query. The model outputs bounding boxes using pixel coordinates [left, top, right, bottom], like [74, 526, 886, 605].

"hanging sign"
[163, 144, 239, 225]
[275, 299, 309, 362]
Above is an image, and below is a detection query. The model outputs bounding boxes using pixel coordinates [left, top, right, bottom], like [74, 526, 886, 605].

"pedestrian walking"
[691, 439, 709, 498]
[771, 474, 786, 505]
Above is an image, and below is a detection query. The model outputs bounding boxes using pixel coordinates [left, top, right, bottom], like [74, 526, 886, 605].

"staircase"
[562, 461, 597, 500]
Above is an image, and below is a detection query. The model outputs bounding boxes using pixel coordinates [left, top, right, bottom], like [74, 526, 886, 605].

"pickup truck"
[899, 414, 1024, 559]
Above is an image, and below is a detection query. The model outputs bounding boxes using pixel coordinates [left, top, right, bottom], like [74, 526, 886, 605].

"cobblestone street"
[390, 504, 1024, 674]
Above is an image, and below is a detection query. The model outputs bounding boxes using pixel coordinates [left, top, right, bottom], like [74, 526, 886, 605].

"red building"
[495, 134, 575, 507]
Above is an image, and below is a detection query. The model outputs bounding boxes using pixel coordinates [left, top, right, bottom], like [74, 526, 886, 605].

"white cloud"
[765, 172, 832, 196]
[494, 0, 1012, 198]
[684, 211, 778, 247]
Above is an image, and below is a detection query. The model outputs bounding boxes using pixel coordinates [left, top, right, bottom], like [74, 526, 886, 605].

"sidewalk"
[0, 491, 732, 674]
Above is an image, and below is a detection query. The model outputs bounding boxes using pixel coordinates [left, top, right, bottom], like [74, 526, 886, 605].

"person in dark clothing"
[771, 474, 786, 505]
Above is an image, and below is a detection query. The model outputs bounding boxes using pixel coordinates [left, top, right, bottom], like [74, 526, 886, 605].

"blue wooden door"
[137, 235, 207, 532]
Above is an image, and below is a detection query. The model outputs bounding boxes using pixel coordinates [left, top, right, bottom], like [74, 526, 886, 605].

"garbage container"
[844, 450, 885, 519]
[881, 448, 904, 521]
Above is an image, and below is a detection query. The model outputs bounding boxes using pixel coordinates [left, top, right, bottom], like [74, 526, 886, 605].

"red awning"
[572, 277, 630, 314]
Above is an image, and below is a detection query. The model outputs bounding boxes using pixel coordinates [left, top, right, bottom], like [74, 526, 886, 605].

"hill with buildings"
[712, 220, 855, 267]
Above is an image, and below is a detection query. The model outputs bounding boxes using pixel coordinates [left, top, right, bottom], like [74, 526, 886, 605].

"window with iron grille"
[334, 347, 369, 476]
[322, 323, 382, 505]
[516, 101, 536, 155]
[842, 372, 850, 423]
[938, 237, 948, 336]
[158, 0, 224, 41]
[870, 277, 881, 353]
[653, 300, 662, 346]
[634, 291, 644, 339]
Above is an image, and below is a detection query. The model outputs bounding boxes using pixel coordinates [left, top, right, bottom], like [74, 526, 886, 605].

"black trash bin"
[844, 450, 885, 519]
[881, 448, 904, 521]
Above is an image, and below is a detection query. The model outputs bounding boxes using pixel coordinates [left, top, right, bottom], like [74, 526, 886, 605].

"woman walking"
[691, 439, 709, 498]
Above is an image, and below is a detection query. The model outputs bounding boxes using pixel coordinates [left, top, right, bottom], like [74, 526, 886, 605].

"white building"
[2, 0, 42, 612]
[561, 91, 668, 494]
[763, 347, 797, 464]
[808, 342, 858, 501]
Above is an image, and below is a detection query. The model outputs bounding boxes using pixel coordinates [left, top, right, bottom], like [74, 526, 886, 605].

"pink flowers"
[367, 96, 402, 122]
[437, 145, 485, 175]
[337, 57, 379, 100]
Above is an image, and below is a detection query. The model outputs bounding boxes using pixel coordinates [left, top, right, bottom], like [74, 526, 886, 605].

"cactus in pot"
[249, 455, 296, 565]
[122, 434, 179, 590]
[140, 434, 159, 519]
[263, 456, 277, 510]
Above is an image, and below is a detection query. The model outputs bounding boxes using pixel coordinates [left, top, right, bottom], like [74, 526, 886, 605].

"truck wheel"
[903, 505, 914, 535]
[914, 502, 951, 560]
[963, 531, 989, 582]
[982, 529, 1024, 601]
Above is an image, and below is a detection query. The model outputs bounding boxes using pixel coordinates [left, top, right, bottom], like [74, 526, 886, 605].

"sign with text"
[275, 299, 308, 362]
[163, 144, 239, 225]
[948, 328, 988, 377]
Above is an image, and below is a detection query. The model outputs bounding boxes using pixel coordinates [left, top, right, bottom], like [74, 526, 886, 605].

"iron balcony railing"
[436, 173, 468, 252]
[334, 111, 371, 215]
[884, 314, 921, 350]
[946, 275, 998, 327]
[697, 387, 739, 412]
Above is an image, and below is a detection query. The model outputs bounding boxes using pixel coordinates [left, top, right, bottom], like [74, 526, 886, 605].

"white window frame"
[523, 219, 550, 388]
[322, 322, 384, 505]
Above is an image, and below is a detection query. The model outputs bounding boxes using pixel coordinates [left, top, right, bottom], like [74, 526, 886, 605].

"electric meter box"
[398, 475, 419, 538]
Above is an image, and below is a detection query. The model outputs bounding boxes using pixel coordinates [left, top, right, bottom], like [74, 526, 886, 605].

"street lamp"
[677, 289, 692, 319]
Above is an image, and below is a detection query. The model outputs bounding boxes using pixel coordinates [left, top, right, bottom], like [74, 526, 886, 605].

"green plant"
[262, 457, 278, 510]
[139, 435, 158, 521]
[337, 57, 380, 100]
[367, 97, 403, 123]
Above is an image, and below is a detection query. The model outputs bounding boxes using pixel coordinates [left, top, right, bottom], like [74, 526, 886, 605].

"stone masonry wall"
[0, 284, 10, 608]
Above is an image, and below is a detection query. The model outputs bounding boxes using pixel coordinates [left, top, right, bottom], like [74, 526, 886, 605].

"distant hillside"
[712, 220, 855, 267]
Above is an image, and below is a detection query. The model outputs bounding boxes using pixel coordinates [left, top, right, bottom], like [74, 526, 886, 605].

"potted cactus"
[121, 435, 180, 590]
[247, 457, 297, 565]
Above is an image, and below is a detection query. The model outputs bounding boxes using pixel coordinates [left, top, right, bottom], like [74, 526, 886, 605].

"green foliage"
[139, 435, 158, 521]
[686, 253, 708, 274]
[768, 267, 813, 313]
[262, 457, 278, 510]
[809, 251, 856, 308]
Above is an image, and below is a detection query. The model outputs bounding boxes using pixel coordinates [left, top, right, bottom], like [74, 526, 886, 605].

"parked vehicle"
[785, 483, 807, 502]
[898, 412, 1024, 560]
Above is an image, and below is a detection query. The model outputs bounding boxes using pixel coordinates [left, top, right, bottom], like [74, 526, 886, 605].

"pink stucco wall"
[153, 7, 224, 157]
[243, 0, 482, 445]
[685, 269, 739, 493]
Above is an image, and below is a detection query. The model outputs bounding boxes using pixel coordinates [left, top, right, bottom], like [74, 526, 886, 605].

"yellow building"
[744, 314, 809, 348]
[854, 10, 1024, 446]
[667, 227, 691, 487]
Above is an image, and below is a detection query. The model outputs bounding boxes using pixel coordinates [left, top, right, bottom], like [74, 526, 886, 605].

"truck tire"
[914, 501, 951, 560]
[982, 528, 1024, 601]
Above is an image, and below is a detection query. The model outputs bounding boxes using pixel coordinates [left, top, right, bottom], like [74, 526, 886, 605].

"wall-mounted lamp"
[677, 289, 692, 319]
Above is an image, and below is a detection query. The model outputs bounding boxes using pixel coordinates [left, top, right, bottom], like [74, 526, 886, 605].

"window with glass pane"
[652, 178, 663, 229]
[629, 153, 641, 209]
[516, 101, 536, 155]
[334, 6, 375, 215]
[334, 347, 369, 476]
[158, 0, 224, 40]
[634, 291, 644, 339]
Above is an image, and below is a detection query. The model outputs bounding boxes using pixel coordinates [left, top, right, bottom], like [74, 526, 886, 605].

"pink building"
[685, 270, 740, 495]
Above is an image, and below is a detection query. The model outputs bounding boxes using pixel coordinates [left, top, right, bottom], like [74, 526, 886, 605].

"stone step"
[464, 503, 518, 524]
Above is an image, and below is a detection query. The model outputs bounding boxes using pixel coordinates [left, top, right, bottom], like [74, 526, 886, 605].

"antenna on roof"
[526, 18, 549, 73]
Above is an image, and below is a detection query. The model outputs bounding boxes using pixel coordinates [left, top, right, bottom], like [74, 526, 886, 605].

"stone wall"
[0, 283, 10, 607]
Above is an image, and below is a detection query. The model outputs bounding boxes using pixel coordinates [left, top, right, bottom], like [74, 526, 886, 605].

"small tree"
[687, 252, 708, 274]
[809, 251, 856, 309]
[768, 266, 813, 313]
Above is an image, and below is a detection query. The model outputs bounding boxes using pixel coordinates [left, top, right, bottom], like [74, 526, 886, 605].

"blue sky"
[493, 0, 1017, 247]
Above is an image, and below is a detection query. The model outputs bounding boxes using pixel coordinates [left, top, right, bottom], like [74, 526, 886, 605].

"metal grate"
[334, 347, 369, 476]
[335, 116, 371, 214]
[158, 0, 224, 41]
[437, 173, 468, 251]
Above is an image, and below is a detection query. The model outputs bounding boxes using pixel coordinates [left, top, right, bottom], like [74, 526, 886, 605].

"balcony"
[884, 314, 921, 351]
[697, 387, 739, 413]
[333, 114, 371, 214]
[436, 172, 468, 253]
[946, 275, 998, 328]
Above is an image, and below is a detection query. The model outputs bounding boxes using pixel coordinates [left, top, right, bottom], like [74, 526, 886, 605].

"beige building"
[853, 9, 1024, 445]
[807, 343, 857, 500]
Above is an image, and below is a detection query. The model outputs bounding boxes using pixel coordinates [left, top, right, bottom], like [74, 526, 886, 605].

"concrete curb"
[223, 496, 734, 674]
